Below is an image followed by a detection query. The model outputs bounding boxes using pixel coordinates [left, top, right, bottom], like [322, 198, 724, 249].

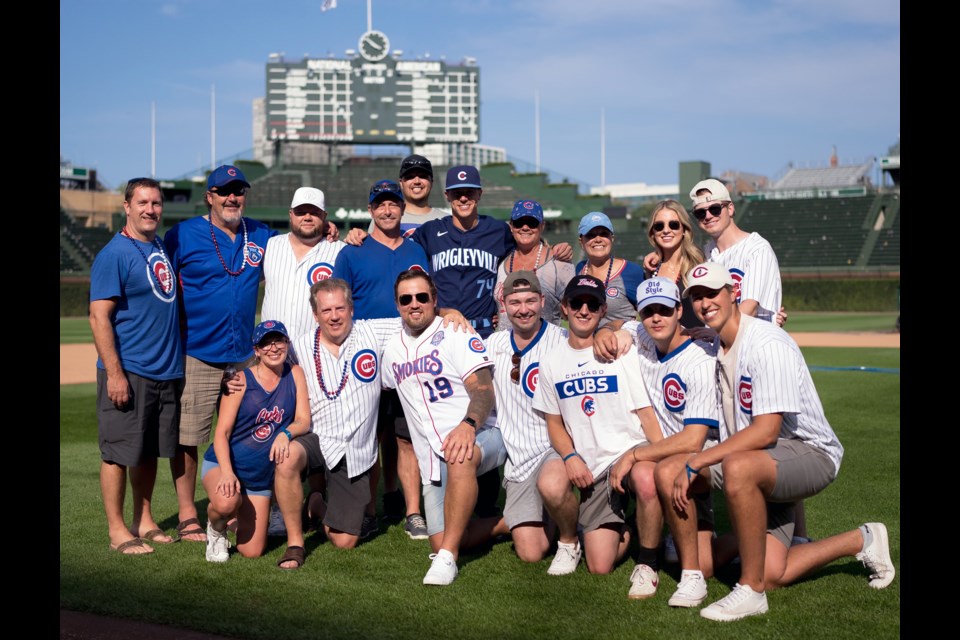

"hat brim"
[637, 295, 680, 311]
[445, 182, 482, 190]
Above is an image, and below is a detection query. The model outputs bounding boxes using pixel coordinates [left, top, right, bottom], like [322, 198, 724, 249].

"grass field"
[59, 347, 900, 639]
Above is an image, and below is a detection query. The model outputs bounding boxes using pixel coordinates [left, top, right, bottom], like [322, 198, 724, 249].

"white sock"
[680, 569, 704, 581]
[558, 540, 580, 551]
[436, 548, 455, 562]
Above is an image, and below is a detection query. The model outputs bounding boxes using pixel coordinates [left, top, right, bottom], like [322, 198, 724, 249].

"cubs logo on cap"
[207, 164, 251, 190]
[682, 262, 735, 297]
[510, 199, 544, 224]
[252, 320, 290, 346]
[445, 165, 482, 190]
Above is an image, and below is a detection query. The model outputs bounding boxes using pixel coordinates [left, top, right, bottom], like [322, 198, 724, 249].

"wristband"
[462, 416, 478, 430]
[685, 463, 699, 480]
[281, 428, 293, 441]
[563, 451, 580, 462]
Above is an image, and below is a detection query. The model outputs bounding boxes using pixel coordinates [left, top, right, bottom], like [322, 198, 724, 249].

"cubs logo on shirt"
[520, 362, 539, 399]
[468, 337, 486, 353]
[147, 253, 176, 302]
[738, 375, 752, 415]
[662, 373, 686, 413]
[307, 262, 334, 284]
[252, 423, 274, 442]
[606, 287, 619, 298]
[581, 396, 596, 417]
[729, 268, 744, 304]
[351, 349, 378, 382]
[245, 242, 265, 267]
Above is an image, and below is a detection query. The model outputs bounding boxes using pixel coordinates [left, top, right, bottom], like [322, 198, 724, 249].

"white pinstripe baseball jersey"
[533, 342, 651, 477]
[623, 321, 720, 438]
[487, 321, 569, 482]
[262, 234, 345, 342]
[381, 316, 494, 483]
[292, 318, 400, 478]
[723, 314, 844, 473]
[705, 232, 781, 323]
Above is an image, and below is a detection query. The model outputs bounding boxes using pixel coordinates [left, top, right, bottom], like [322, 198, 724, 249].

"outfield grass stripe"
[808, 366, 900, 374]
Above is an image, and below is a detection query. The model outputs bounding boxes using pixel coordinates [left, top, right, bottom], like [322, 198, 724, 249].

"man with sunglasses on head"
[164, 164, 275, 542]
[334, 180, 433, 540]
[381, 270, 508, 586]
[485, 271, 579, 574]
[533, 276, 664, 597]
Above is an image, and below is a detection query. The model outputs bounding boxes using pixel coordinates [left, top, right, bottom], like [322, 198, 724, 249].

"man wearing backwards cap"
[533, 275, 663, 596]
[485, 271, 580, 574]
[262, 187, 345, 343]
[164, 164, 275, 542]
[660, 261, 894, 621]
[594, 276, 722, 606]
[396, 154, 449, 235]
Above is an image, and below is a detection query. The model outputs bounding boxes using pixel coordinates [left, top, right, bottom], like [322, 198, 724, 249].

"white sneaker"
[267, 503, 287, 537]
[857, 522, 895, 589]
[668, 570, 708, 608]
[547, 541, 581, 576]
[423, 550, 458, 586]
[205, 522, 231, 563]
[627, 563, 659, 599]
[663, 534, 678, 564]
[700, 583, 768, 621]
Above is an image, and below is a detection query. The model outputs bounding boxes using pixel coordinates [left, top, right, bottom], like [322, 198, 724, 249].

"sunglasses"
[692, 203, 726, 221]
[398, 292, 431, 306]
[640, 304, 677, 319]
[371, 182, 402, 197]
[583, 229, 612, 240]
[292, 207, 324, 217]
[510, 352, 521, 385]
[569, 297, 602, 312]
[652, 220, 682, 233]
[511, 217, 541, 229]
[258, 337, 287, 351]
[210, 184, 246, 198]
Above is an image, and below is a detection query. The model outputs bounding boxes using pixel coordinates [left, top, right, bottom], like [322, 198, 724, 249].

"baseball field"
[59, 315, 900, 639]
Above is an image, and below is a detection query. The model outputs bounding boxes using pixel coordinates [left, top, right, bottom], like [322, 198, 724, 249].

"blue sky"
[60, 0, 900, 191]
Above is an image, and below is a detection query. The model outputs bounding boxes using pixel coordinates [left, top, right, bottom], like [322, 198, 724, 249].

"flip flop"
[110, 537, 154, 555]
[277, 545, 305, 570]
[175, 518, 207, 542]
[139, 528, 175, 544]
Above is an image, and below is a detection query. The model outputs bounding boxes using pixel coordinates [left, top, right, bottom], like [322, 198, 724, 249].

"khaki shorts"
[178, 355, 255, 446]
[502, 450, 560, 530]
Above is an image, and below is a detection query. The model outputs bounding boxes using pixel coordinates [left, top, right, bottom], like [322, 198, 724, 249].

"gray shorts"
[578, 469, 628, 533]
[295, 432, 371, 536]
[503, 450, 560, 530]
[179, 354, 255, 446]
[378, 389, 410, 441]
[97, 369, 182, 467]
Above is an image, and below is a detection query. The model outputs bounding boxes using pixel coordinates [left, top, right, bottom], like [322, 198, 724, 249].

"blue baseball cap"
[445, 165, 482, 190]
[207, 165, 250, 190]
[578, 211, 614, 236]
[510, 199, 544, 224]
[251, 320, 289, 346]
[369, 179, 404, 204]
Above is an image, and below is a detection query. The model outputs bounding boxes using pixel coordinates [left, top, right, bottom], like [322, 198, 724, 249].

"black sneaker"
[360, 515, 379, 540]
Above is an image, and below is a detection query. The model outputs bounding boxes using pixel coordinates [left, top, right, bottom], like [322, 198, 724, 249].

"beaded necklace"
[208, 216, 248, 277]
[508, 240, 544, 273]
[120, 227, 173, 293]
[312, 327, 350, 400]
[580, 255, 615, 287]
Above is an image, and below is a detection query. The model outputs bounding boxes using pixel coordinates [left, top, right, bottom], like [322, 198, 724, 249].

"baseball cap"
[682, 262, 734, 297]
[445, 165, 482, 190]
[207, 165, 250, 190]
[503, 270, 542, 297]
[578, 212, 614, 236]
[564, 275, 606, 305]
[636, 277, 681, 311]
[369, 179, 404, 204]
[251, 320, 289, 346]
[290, 187, 325, 211]
[689, 179, 731, 206]
[399, 154, 433, 180]
[510, 199, 544, 224]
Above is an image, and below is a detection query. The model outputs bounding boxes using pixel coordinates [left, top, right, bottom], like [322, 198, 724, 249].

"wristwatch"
[462, 416, 478, 429]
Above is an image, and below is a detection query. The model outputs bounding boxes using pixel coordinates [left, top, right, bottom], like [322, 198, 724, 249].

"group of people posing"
[90, 156, 894, 622]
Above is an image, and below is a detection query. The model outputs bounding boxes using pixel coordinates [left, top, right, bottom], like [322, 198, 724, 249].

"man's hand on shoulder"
[344, 228, 368, 246]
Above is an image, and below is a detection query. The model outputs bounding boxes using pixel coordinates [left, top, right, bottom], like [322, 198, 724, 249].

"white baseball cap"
[636, 277, 681, 311]
[290, 187, 326, 211]
[689, 179, 731, 206]
[682, 262, 734, 297]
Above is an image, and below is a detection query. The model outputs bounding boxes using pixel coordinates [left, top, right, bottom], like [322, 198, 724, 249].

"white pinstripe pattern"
[487, 322, 568, 482]
[706, 232, 782, 323]
[726, 315, 844, 473]
[625, 321, 721, 438]
[262, 235, 345, 342]
[292, 318, 400, 478]
[381, 317, 493, 483]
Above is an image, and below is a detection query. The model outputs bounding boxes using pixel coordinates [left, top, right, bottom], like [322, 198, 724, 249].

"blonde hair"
[646, 200, 705, 287]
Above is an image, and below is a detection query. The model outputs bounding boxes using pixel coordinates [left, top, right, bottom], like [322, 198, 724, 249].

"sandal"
[110, 537, 153, 555]
[277, 545, 305, 570]
[175, 518, 207, 542]
[139, 528, 175, 544]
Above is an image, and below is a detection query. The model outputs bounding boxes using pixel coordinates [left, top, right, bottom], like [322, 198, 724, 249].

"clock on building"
[359, 30, 390, 62]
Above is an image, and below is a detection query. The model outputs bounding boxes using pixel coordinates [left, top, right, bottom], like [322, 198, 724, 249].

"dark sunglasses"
[583, 229, 612, 240]
[640, 304, 677, 319]
[210, 184, 246, 198]
[292, 208, 324, 217]
[692, 203, 726, 221]
[511, 217, 541, 229]
[652, 220, 682, 233]
[569, 297, 602, 312]
[371, 182, 402, 196]
[398, 292, 431, 306]
[510, 352, 522, 385]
